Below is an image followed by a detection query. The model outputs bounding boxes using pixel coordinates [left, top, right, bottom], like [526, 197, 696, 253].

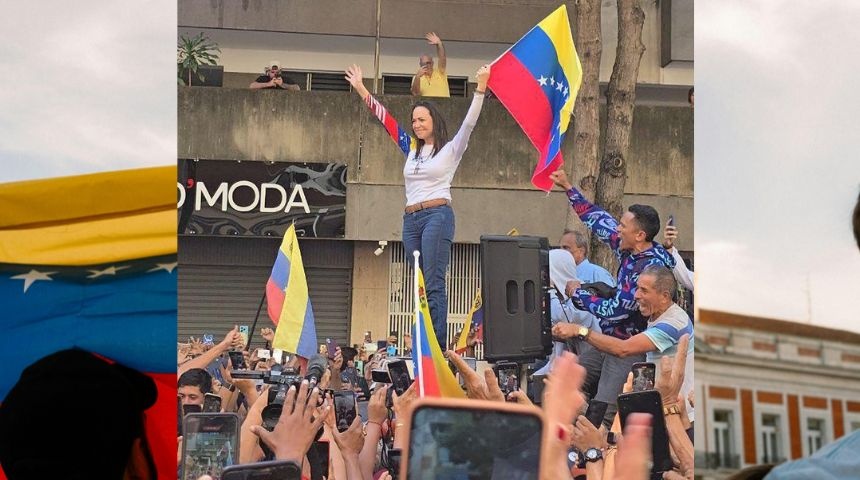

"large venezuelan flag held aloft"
[488, 4, 582, 192]
[0, 167, 177, 480]
[411, 253, 466, 398]
[267, 223, 318, 360]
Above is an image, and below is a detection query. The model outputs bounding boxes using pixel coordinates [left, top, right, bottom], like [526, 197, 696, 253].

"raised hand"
[446, 350, 505, 402]
[425, 32, 442, 45]
[549, 168, 573, 190]
[261, 327, 275, 343]
[251, 380, 327, 462]
[476, 64, 490, 92]
[663, 224, 678, 249]
[655, 335, 689, 406]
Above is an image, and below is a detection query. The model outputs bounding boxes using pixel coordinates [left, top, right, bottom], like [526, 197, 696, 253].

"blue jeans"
[402, 204, 454, 351]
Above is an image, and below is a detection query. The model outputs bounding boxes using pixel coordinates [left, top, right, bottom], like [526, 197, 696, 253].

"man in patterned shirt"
[550, 168, 676, 425]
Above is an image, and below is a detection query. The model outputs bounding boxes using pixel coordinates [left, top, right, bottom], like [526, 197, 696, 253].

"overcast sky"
[696, 0, 860, 333]
[0, 2, 176, 182]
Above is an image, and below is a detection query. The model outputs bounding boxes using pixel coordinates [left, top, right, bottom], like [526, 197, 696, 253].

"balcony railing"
[695, 451, 741, 470]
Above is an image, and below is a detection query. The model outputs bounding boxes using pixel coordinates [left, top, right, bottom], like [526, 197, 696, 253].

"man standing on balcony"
[411, 32, 450, 98]
[250, 61, 300, 91]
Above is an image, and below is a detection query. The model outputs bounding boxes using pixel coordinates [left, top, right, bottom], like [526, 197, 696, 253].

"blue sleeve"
[566, 187, 621, 254]
[643, 327, 676, 353]
[594, 267, 616, 287]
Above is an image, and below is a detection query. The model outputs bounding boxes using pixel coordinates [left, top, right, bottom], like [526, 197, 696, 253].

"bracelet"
[663, 403, 681, 416]
[367, 421, 383, 428]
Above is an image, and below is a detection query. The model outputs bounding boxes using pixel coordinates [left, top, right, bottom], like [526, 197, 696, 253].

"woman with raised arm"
[345, 63, 490, 351]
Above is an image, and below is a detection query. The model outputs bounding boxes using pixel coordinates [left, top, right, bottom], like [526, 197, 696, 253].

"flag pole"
[413, 250, 426, 397]
[246, 290, 266, 351]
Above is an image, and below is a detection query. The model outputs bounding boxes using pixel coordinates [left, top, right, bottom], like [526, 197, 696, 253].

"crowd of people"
[213, 27, 700, 480]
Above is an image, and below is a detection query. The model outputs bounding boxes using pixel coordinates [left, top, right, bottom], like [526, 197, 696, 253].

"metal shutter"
[178, 237, 353, 350]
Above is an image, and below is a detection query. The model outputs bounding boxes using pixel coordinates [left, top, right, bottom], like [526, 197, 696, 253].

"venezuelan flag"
[0, 167, 177, 479]
[267, 223, 317, 360]
[412, 266, 465, 398]
[488, 4, 582, 192]
[455, 290, 483, 354]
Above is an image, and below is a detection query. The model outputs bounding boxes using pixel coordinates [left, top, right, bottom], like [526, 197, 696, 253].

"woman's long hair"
[412, 101, 449, 158]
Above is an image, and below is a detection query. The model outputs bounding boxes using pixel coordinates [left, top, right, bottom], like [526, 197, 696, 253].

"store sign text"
[177, 181, 311, 213]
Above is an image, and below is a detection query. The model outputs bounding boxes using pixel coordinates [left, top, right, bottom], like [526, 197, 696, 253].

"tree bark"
[591, 0, 645, 272]
[565, 0, 603, 238]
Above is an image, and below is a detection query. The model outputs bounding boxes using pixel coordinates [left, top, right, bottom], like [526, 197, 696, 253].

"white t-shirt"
[403, 93, 485, 206]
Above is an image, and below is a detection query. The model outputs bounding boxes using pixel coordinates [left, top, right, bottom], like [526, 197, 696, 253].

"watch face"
[568, 450, 579, 464]
[585, 448, 600, 460]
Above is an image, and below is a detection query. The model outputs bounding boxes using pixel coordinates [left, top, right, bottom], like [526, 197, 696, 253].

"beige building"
[695, 310, 860, 479]
[176, 0, 694, 354]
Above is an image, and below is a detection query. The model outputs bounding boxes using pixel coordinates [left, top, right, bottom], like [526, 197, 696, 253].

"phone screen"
[407, 405, 542, 479]
[203, 393, 222, 413]
[222, 460, 301, 480]
[667, 215, 675, 227]
[182, 403, 202, 416]
[326, 338, 338, 359]
[333, 391, 357, 433]
[495, 363, 519, 396]
[617, 390, 672, 475]
[238, 325, 250, 347]
[387, 360, 412, 395]
[181, 413, 240, 480]
[631, 362, 656, 392]
[372, 369, 391, 384]
[228, 351, 247, 370]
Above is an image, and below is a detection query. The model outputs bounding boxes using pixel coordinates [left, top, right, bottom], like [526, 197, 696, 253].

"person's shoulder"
[254, 75, 269, 82]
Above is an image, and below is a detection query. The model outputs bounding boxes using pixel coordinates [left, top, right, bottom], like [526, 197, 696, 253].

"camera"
[233, 364, 304, 430]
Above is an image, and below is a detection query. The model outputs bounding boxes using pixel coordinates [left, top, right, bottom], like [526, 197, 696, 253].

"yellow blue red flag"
[412, 266, 466, 398]
[488, 4, 582, 192]
[267, 223, 317, 360]
[455, 290, 483, 354]
[0, 167, 177, 479]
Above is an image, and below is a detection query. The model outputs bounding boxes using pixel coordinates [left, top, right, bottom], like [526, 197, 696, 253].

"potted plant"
[177, 32, 221, 86]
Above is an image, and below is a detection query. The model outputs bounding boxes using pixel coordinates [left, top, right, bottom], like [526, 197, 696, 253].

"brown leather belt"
[405, 198, 450, 214]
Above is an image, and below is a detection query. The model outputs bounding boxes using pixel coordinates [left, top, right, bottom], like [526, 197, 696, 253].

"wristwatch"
[584, 447, 603, 463]
[577, 326, 590, 340]
[663, 403, 681, 416]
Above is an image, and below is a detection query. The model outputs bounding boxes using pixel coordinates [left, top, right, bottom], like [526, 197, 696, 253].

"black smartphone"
[326, 337, 339, 360]
[308, 440, 330, 480]
[181, 413, 240, 480]
[182, 403, 202, 416]
[371, 369, 391, 384]
[584, 400, 609, 428]
[228, 350, 247, 370]
[617, 390, 672, 476]
[387, 360, 412, 395]
[333, 391, 357, 433]
[203, 392, 222, 413]
[667, 215, 675, 227]
[222, 460, 301, 480]
[177, 396, 183, 436]
[631, 362, 656, 392]
[494, 362, 519, 396]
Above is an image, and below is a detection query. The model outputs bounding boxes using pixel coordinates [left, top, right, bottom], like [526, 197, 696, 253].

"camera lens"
[261, 403, 282, 431]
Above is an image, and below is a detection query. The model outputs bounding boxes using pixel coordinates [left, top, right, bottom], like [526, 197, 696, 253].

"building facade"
[694, 310, 860, 479]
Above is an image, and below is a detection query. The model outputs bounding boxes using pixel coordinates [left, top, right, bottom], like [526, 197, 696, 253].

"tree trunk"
[591, 0, 645, 272]
[565, 0, 603, 239]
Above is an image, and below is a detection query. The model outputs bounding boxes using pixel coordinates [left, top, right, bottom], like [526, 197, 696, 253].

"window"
[713, 410, 736, 468]
[279, 70, 352, 92]
[761, 414, 782, 464]
[806, 418, 825, 455]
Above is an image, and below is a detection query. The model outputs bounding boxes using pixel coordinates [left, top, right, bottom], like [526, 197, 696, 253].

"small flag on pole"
[266, 224, 317, 361]
[411, 251, 466, 398]
[455, 290, 483, 354]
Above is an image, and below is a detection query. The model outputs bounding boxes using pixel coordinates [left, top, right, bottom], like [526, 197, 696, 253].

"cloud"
[0, 2, 176, 182]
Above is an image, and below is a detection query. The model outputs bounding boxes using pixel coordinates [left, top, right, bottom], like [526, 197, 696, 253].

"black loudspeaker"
[480, 235, 552, 362]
